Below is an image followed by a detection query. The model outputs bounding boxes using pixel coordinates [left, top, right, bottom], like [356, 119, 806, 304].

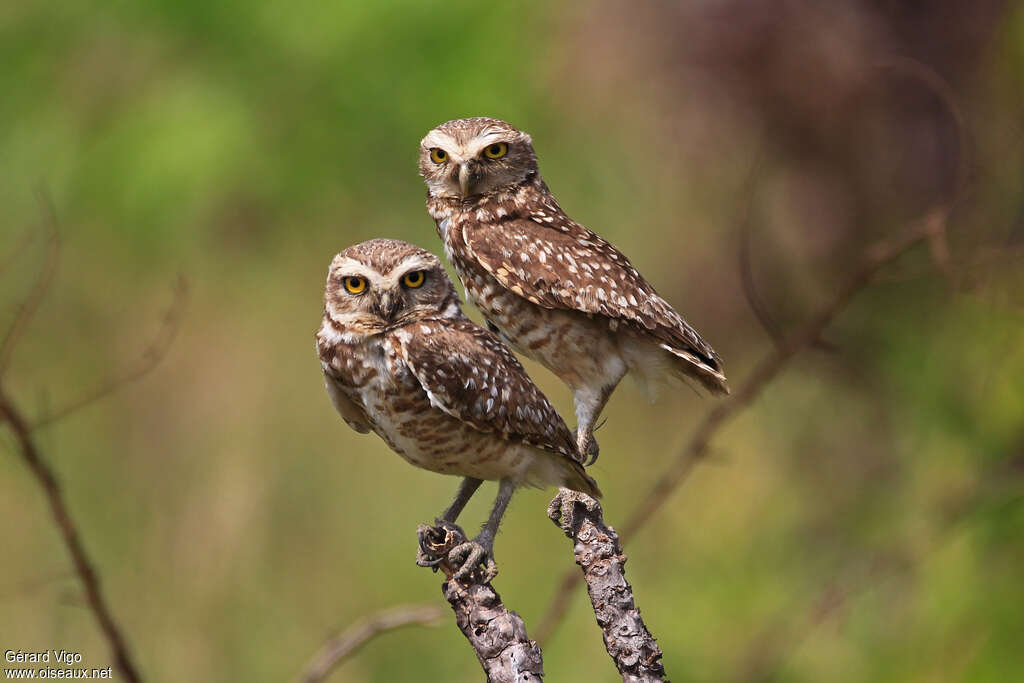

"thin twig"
[298, 604, 444, 683]
[872, 55, 968, 277]
[873, 244, 1024, 284]
[739, 213, 785, 349]
[0, 191, 60, 375]
[736, 151, 788, 351]
[32, 275, 188, 430]
[0, 196, 170, 682]
[872, 55, 968, 198]
[416, 522, 545, 682]
[625, 211, 943, 540]
[0, 227, 35, 277]
[548, 489, 667, 682]
[535, 210, 945, 643]
[0, 393, 142, 682]
[741, 212, 839, 354]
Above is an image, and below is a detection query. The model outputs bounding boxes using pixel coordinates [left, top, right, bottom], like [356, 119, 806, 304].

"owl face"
[419, 117, 538, 199]
[324, 239, 461, 336]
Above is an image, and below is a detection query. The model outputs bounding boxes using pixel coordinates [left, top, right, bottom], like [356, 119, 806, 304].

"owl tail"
[529, 452, 602, 498]
[561, 459, 603, 499]
[662, 344, 730, 396]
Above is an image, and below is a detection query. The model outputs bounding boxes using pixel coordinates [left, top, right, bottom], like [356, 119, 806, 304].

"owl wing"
[461, 216, 727, 386]
[322, 372, 372, 434]
[393, 318, 580, 461]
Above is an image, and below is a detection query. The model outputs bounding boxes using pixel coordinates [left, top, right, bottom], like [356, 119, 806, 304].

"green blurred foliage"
[2, 1, 1023, 681]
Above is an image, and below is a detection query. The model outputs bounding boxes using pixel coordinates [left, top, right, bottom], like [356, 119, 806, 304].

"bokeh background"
[2, 1, 1023, 681]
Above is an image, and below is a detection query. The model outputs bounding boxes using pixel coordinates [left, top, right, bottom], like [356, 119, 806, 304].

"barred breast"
[322, 334, 530, 481]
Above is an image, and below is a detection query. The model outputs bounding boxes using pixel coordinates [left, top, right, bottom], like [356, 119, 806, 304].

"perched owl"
[419, 117, 729, 461]
[316, 238, 600, 579]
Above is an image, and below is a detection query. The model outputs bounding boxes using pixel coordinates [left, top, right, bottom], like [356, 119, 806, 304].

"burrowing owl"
[316, 238, 600, 579]
[419, 117, 728, 460]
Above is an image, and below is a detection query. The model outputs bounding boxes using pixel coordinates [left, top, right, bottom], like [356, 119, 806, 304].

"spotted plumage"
[316, 238, 599, 579]
[419, 117, 728, 460]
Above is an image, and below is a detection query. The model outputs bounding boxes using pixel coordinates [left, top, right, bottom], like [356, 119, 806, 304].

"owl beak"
[457, 163, 473, 196]
[374, 292, 399, 322]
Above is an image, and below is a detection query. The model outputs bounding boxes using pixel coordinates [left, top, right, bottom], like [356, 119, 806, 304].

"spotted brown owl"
[419, 118, 728, 461]
[316, 238, 600, 579]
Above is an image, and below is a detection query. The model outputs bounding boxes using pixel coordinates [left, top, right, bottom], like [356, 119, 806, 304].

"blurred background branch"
[297, 603, 444, 683]
[31, 275, 187, 431]
[537, 205, 956, 643]
[0, 206, 142, 682]
[535, 13, 982, 645]
[735, 455, 1023, 681]
[0, 203, 184, 683]
[0, 394, 143, 683]
[0, 191, 60, 376]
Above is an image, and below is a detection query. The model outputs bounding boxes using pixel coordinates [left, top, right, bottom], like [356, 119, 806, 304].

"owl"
[316, 238, 600, 580]
[419, 117, 728, 461]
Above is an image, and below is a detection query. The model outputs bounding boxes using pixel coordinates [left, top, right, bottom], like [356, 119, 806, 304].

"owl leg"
[439, 477, 483, 523]
[573, 380, 621, 466]
[448, 478, 515, 581]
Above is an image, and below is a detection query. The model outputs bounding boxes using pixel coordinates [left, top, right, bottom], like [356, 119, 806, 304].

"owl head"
[323, 239, 463, 335]
[419, 117, 538, 199]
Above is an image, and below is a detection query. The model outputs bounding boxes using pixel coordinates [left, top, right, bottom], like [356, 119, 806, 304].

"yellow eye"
[402, 271, 426, 288]
[429, 148, 448, 164]
[343, 276, 366, 294]
[483, 142, 508, 159]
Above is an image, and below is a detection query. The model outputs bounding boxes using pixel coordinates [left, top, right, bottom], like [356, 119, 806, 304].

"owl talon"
[584, 436, 600, 466]
[416, 548, 444, 570]
[574, 430, 600, 466]
[416, 521, 464, 570]
[416, 522, 498, 582]
[449, 539, 499, 582]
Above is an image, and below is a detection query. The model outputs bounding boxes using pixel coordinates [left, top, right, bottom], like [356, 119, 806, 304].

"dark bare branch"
[0, 393, 142, 683]
[298, 604, 444, 683]
[0, 194, 191, 683]
[417, 522, 544, 682]
[547, 489, 667, 682]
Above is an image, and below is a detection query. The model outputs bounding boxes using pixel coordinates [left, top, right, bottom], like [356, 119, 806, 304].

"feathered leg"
[573, 378, 622, 466]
